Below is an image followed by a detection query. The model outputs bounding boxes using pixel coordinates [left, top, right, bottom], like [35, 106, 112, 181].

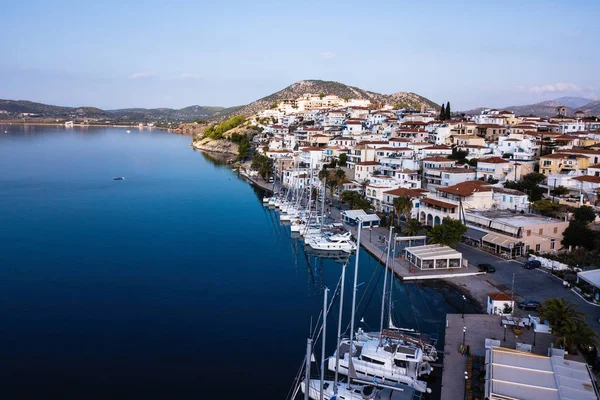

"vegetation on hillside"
[250, 153, 274, 179]
[203, 116, 246, 139]
[341, 191, 373, 211]
[504, 172, 546, 202]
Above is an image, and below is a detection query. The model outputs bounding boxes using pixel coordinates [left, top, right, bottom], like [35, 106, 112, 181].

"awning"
[463, 228, 487, 241]
[482, 233, 517, 249]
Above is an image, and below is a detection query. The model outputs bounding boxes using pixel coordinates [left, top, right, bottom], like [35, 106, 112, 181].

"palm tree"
[326, 179, 337, 203]
[359, 179, 370, 196]
[393, 196, 413, 227]
[539, 298, 585, 335]
[554, 318, 598, 353]
[334, 168, 346, 197]
[403, 218, 422, 236]
[318, 167, 329, 182]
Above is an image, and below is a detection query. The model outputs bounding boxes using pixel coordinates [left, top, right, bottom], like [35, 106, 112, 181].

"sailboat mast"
[379, 226, 393, 345]
[319, 287, 329, 400]
[333, 262, 347, 391]
[388, 233, 396, 327]
[304, 337, 312, 400]
[320, 177, 326, 231]
[348, 219, 363, 387]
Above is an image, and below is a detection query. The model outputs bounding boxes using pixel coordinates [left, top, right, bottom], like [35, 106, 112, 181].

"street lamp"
[462, 326, 466, 347]
[462, 295, 466, 319]
[464, 371, 469, 400]
[503, 324, 507, 341]
[533, 329, 536, 346]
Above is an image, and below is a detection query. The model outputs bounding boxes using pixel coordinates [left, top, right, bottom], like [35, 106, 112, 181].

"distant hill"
[1, 80, 438, 123]
[0, 99, 229, 122]
[221, 80, 439, 118]
[578, 100, 600, 116]
[552, 96, 593, 109]
[463, 96, 598, 118]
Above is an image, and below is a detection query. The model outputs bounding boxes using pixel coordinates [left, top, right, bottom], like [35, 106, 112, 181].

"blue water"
[0, 125, 472, 398]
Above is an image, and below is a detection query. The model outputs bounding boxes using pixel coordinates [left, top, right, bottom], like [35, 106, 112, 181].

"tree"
[334, 168, 346, 198]
[393, 196, 412, 226]
[550, 185, 569, 197]
[445, 101, 451, 120]
[338, 153, 347, 167]
[573, 205, 597, 224]
[326, 179, 337, 202]
[341, 191, 373, 211]
[561, 221, 596, 250]
[318, 166, 329, 182]
[359, 179, 370, 196]
[250, 153, 274, 179]
[505, 172, 546, 202]
[439, 104, 446, 121]
[319, 92, 325, 100]
[403, 218, 422, 236]
[539, 298, 597, 353]
[530, 199, 561, 217]
[426, 217, 467, 248]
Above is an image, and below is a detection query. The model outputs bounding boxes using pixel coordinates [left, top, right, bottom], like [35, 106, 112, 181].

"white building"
[486, 292, 514, 315]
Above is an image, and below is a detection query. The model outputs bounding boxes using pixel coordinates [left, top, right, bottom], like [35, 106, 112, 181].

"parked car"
[519, 300, 541, 311]
[478, 263, 496, 273]
[524, 260, 541, 269]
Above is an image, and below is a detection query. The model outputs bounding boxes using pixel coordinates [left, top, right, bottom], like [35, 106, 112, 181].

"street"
[457, 243, 600, 335]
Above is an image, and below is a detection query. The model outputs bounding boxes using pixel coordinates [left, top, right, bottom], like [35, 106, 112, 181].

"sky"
[1, 0, 599, 110]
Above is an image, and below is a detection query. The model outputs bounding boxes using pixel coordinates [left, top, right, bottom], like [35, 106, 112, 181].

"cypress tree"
[446, 101, 451, 120]
[439, 104, 445, 120]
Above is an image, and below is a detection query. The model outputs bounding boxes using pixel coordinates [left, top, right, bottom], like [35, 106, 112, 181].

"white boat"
[301, 379, 382, 400]
[306, 232, 357, 252]
[268, 198, 276, 207]
[327, 332, 431, 393]
[262, 197, 271, 204]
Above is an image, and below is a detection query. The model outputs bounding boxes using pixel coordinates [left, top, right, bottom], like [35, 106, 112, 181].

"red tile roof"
[420, 198, 457, 209]
[356, 161, 380, 166]
[478, 157, 510, 164]
[437, 181, 491, 197]
[383, 188, 428, 197]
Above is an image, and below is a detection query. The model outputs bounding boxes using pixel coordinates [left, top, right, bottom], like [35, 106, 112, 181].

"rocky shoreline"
[191, 137, 239, 155]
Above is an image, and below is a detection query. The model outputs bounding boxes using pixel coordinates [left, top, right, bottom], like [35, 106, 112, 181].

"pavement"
[441, 313, 556, 400]
[456, 243, 600, 337]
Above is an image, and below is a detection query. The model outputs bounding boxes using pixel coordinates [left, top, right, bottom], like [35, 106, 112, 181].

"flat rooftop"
[441, 313, 555, 400]
[466, 209, 564, 227]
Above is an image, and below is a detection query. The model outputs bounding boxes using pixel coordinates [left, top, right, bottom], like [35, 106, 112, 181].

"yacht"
[306, 232, 357, 252]
[327, 329, 431, 393]
[262, 196, 271, 204]
[113, 177, 125, 180]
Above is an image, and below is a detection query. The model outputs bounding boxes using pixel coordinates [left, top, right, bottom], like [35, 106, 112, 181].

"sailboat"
[327, 223, 432, 394]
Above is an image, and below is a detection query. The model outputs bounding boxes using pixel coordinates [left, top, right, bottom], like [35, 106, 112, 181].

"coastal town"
[225, 92, 600, 399]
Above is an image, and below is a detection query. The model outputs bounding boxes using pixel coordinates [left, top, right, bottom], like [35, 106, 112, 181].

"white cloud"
[178, 73, 202, 80]
[129, 72, 155, 79]
[319, 51, 335, 60]
[527, 83, 581, 95]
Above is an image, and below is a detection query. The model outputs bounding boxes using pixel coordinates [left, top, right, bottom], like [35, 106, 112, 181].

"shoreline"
[233, 168, 486, 312]
[0, 121, 170, 130]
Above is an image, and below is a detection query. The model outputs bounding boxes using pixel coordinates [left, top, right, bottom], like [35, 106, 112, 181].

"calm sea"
[0, 125, 472, 399]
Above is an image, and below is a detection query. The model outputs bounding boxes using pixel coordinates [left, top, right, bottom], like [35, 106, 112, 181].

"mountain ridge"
[222, 80, 439, 119]
[463, 96, 597, 117]
[0, 80, 439, 122]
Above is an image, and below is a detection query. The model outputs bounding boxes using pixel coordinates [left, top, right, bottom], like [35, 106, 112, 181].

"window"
[510, 197, 513, 203]
[536, 244, 541, 252]
[502, 195, 506, 202]
[543, 160, 552, 166]
[527, 230, 531, 236]
[551, 239, 555, 250]
[553, 227, 558, 234]
[539, 228, 543, 235]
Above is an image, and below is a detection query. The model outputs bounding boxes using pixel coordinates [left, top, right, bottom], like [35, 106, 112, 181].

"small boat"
[113, 177, 125, 180]
[126, 130, 131, 133]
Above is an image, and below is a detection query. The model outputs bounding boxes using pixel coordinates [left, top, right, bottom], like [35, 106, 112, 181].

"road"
[457, 243, 600, 334]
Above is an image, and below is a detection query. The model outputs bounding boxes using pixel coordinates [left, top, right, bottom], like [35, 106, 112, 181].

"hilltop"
[220, 80, 438, 118]
[463, 96, 597, 117]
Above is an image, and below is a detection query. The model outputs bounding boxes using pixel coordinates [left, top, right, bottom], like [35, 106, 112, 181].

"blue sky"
[1, 0, 599, 110]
